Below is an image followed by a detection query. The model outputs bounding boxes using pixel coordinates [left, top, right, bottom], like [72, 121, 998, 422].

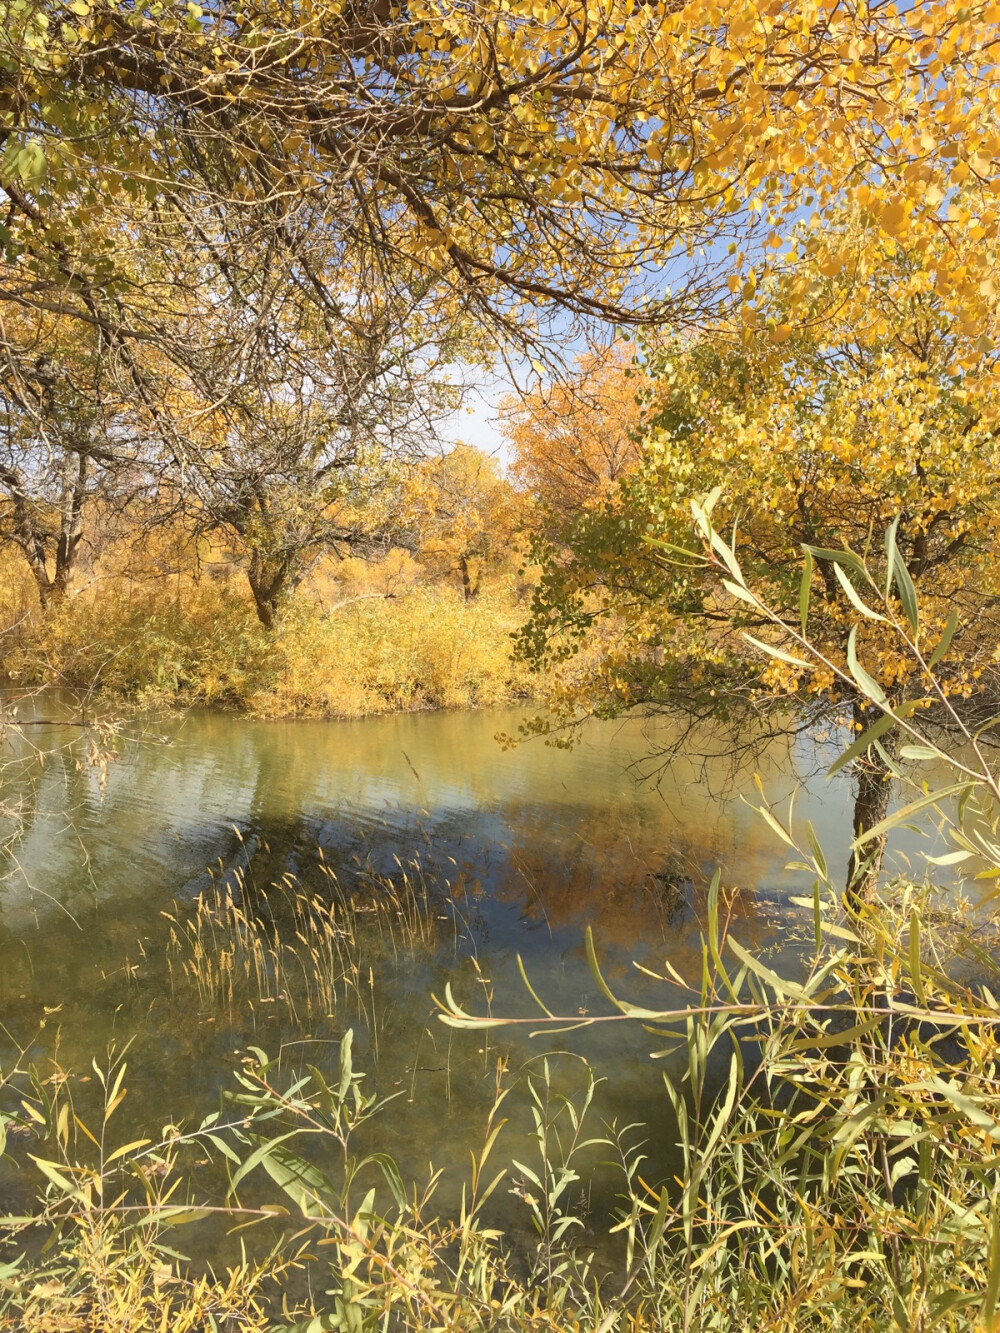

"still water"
[0, 699, 948, 1264]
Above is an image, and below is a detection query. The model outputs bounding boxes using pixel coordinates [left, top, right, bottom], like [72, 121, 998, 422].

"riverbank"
[2, 574, 542, 719]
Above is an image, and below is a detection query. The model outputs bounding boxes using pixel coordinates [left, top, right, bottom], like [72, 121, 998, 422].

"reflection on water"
[0, 696, 934, 1261]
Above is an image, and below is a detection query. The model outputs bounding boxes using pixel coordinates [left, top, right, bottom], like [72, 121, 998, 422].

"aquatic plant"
[164, 855, 440, 1031]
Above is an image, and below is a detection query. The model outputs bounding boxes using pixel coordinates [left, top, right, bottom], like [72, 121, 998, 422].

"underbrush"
[4, 577, 538, 718]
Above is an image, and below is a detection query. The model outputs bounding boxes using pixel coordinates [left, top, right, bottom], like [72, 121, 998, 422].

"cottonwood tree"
[0, 314, 149, 606]
[516, 213, 1000, 899]
[504, 344, 647, 522]
[0, 0, 997, 633]
[2, 0, 999, 380]
[399, 442, 522, 600]
[168, 267, 475, 627]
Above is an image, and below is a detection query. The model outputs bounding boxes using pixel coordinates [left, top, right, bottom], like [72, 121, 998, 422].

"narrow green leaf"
[803, 544, 870, 583]
[727, 937, 811, 1002]
[720, 578, 759, 607]
[833, 561, 887, 622]
[517, 954, 555, 1017]
[846, 625, 887, 705]
[930, 1079, 1000, 1139]
[923, 849, 973, 867]
[909, 909, 925, 1007]
[259, 1143, 336, 1218]
[709, 529, 742, 580]
[928, 607, 959, 668]
[28, 1156, 87, 1205]
[804, 820, 829, 882]
[852, 782, 971, 847]
[742, 634, 812, 670]
[885, 518, 919, 635]
[799, 548, 813, 635]
[226, 1131, 301, 1200]
[884, 515, 902, 599]
[982, 1200, 1000, 1329]
[828, 707, 910, 779]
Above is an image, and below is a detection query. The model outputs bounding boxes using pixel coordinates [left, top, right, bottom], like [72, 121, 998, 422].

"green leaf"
[14, 142, 46, 185]
[157, 1207, 217, 1226]
[799, 548, 813, 634]
[804, 819, 829, 881]
[851, 782, 971, 847]
[727, 937, 811, 1002]
[720, 578, 759, 607]
[226, 1131, 301, 1200]
[272, 1317, 342, 1333]
[846, 625, 887, 705]
[803, 544, 870, 583]
[885, 517, 919, 635]
[259, 1142, 336, 1218]
[929, 1079, 1000, 1139]
[28, 1156, 88, 1205]
[928, 607, 959, 668]
[982, 1200, 1000, 1329]
[923, 849, 973, 866]
[909, 909, 925, 1007]
[741, 633, 812, 670]
[833, 561, 886, 622]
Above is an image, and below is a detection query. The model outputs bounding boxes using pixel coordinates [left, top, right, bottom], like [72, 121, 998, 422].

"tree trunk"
[459, 554, 479, 601]
[52, 449, 88, 599]
[1, 450, 88, 609]
[246, 551, 289, 630]
[845, 702, 897, 909]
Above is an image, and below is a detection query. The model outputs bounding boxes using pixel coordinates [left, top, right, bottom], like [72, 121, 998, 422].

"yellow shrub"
[5, 574, 537, 718]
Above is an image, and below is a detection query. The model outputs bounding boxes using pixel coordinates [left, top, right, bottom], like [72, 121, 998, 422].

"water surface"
[0, 699, 945, 1267]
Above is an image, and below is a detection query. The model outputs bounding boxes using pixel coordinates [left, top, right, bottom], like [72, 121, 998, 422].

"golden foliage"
[516, 212, 1000, 728]
[504, 345, 648, 519]
[6, 561, 535, 718]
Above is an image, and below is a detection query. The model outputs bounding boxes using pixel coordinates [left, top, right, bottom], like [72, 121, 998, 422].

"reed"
[163, 855, 439, 1031]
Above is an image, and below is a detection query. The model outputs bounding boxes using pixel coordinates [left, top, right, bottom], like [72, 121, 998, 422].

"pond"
[0, 698, 952, 1269]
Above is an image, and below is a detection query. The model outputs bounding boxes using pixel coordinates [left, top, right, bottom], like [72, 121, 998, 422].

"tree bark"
[459, 553, 479, 601]
[52, 449, 88, 599]
[246, 550, 290, 629]
[0, 449, 88, 608]
[845, 701, 897, 909]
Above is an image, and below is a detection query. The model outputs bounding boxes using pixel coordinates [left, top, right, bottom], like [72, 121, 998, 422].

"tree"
[517, 214, 1000, 900]
[0, 311, 150, 606]
[504, 344, 647, 522]
[2, 0, 999, 375]
[177, 348, 469, 628]
[2, 0, 998, 641]
[399, 443, 522, 600]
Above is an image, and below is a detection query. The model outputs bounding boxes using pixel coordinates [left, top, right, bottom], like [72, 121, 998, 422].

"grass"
[4, 833, 1000, 1332]
[163, 851, 442, 1032]
[5, 541, 1000, 1329]
[0, 552, 541, 719]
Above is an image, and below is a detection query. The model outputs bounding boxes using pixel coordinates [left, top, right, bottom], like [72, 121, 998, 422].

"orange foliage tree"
[504, 346, 647, 521]
[399, 443, 523, 600]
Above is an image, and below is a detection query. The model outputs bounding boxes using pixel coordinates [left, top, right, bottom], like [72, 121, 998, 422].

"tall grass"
[7, 518, 1000, 1329]
[164, 855, 441, 1030]
[5, 570, 538, 718]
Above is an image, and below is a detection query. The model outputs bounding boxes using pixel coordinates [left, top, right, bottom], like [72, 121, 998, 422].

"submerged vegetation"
[164, 855, 438, 1027]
